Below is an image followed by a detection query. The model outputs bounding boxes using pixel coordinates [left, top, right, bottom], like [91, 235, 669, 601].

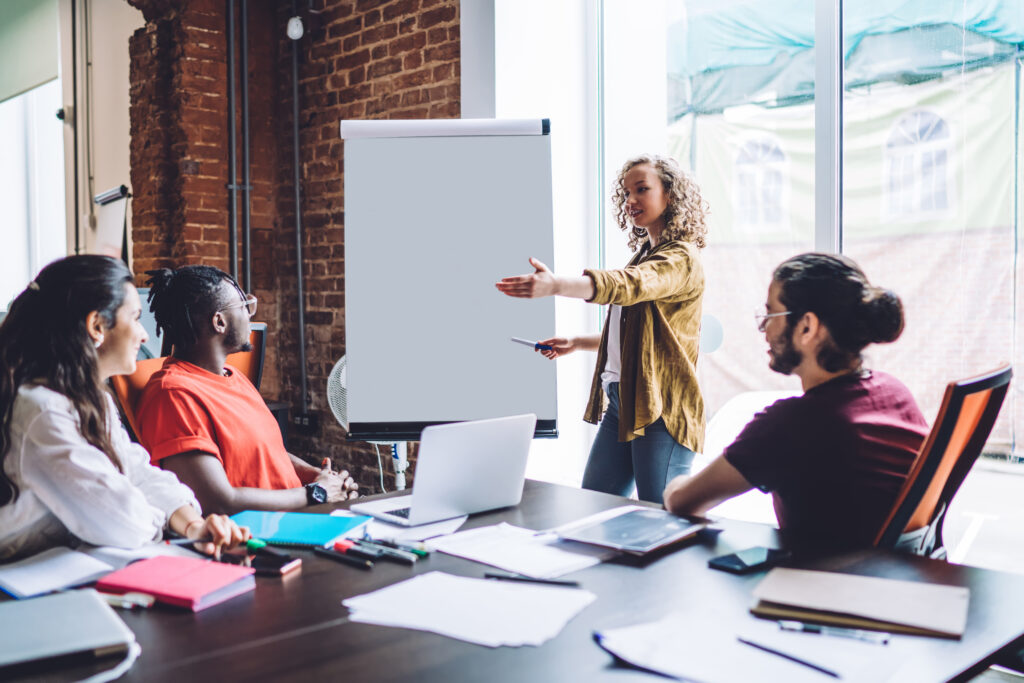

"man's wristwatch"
[305, 482, 328, 505]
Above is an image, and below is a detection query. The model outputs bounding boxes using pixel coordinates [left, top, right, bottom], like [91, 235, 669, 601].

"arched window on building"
[885, 110, 951, 218]
[734, 138, 786, 231]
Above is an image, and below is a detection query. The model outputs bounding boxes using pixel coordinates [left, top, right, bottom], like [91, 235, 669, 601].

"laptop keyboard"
[386, 507, 411, 518]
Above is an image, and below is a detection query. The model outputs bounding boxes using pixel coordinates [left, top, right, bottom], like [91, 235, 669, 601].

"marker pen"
[510, 337, 553, 351]
[313, 547, 374, 570]
[355, 540, 418, 565]
[333, 540, 382, 561]
[369, 538, 431, 557]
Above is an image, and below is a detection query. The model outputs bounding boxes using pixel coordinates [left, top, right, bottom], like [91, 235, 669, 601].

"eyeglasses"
[220, 295, 258, 318]
[755, 310, 790, 332]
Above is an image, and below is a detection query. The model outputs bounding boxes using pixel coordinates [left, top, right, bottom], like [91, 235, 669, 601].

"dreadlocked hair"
[0, 255, 133, 506]
[146, 265, 240, 353]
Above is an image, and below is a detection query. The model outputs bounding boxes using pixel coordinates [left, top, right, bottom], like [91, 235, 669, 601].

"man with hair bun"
[664, 253, 929, 554]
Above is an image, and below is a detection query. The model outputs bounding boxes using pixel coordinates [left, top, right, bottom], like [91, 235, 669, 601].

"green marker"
[246, 538, 288, 557]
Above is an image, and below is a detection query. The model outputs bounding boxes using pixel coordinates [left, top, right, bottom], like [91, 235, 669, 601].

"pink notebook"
[96, 555, 255, 612]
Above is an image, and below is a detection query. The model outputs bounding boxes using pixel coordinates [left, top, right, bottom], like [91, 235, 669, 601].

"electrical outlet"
[292, 412, 319, 435]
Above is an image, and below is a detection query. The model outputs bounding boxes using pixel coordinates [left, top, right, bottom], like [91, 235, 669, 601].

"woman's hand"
[537, 337, 577, 360]
[187, 514, 251, 560]
[495, 258, 558, 298]
[496, 258, 595, 300]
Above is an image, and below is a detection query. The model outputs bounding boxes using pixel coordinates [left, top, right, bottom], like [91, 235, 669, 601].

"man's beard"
[228, 323, 253, 354]
[768, 327, 802, 375]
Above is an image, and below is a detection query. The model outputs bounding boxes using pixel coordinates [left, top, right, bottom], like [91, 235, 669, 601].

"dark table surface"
[11, 480, 1024, 682]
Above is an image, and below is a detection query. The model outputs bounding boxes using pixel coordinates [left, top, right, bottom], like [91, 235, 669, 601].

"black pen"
[313, 546, 374, 570]
[483, 572, 581, 588]
[737, 637, 839, 678]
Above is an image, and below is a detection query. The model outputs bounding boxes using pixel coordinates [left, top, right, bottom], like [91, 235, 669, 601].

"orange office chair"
[109, 357, 166, 442]
[874, 363, 1012, 559]
[111, 323, 269, 441]
[226, 322, 267, 390]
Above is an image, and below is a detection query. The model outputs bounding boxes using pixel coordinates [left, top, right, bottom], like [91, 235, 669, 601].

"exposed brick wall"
[126, 0, 460, 492]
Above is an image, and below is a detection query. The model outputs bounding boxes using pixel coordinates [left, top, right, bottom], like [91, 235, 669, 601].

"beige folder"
[750, 568, 970, 638]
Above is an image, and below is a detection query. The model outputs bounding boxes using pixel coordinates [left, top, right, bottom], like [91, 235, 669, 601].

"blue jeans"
[581, 382, 695, 504]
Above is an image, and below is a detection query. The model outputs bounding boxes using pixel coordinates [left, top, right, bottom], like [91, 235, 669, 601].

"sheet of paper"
[330, 510, 468, 542]
[343, 571, 595, 647]
[0, 547, 114, 598]
[427, 523, 615, 578]
[595, 609, 909, 683]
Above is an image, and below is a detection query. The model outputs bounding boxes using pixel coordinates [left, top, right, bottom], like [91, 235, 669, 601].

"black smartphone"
[707, 547, 790, 574]
[252, 553, 303, 576]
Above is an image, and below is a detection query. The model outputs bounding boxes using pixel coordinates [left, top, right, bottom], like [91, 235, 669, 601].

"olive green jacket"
[583, 239, 705, 452]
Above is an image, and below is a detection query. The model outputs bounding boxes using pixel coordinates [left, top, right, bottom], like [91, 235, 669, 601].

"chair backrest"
[110, 323, 269, 441]
[874, 363, 1012, 554]
[109, 357, 166, 441]
[226, 323, 267, 390]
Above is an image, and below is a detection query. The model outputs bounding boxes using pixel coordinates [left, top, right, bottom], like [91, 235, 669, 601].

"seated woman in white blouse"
[0, 255, 249, 561]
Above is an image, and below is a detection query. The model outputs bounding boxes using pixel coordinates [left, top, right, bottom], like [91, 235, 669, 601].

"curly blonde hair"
[612, 154, 709, 251]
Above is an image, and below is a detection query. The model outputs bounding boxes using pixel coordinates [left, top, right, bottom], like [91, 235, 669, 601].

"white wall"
[58, 0, 143, 258]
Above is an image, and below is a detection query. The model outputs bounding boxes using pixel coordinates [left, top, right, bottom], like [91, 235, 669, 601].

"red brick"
[417, 5, 454, 29]
[389, 31, 426, 55]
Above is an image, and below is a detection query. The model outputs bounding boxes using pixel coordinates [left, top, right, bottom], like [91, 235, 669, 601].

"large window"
[841, 8, 1022, 461]
[0, 79, 67, 311]
[483, 3, 1024, 534]
[663, 0, 816, 418]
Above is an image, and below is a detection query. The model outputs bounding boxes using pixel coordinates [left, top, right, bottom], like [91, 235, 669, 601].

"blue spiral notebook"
[230, 511, 371, 547]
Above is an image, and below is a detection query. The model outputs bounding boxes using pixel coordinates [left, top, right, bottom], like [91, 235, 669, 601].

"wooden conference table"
[19, 480, 1024, 682]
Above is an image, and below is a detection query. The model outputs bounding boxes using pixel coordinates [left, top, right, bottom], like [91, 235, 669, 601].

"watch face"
[307, 483, 327, 504]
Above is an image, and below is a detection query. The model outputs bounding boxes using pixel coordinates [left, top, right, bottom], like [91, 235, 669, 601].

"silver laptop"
[351, 414, 536, 526]
[0, 589, 136, 672]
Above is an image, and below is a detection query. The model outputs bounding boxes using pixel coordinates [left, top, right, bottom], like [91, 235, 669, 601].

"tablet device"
[556, 506, 706, 555]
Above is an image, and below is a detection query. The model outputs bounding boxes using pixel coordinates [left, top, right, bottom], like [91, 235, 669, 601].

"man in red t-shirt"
[136, 265, 358, 514]
[663, 254, 929, 554]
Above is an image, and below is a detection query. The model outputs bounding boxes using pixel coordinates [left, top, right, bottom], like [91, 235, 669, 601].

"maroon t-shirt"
[724, 371, 929, 554]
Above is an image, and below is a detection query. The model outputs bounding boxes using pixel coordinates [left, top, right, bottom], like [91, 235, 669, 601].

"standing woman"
[0, 255, 248, 561]
[496, 154, 709, 503]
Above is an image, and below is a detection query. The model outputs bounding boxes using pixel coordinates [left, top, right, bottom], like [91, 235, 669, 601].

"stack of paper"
[343, 571, 595, 647]
[427, 523, 614, 578]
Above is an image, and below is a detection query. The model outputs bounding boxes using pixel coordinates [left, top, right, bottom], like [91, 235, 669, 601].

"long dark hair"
[774, 253, 905, 373]
[0, 255, 133, 505]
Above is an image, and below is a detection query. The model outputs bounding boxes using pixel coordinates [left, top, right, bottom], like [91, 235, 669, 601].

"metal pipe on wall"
[227, 0, 238, 280]
[240, 0, 252, 293]
[291, 0, 309, 414]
